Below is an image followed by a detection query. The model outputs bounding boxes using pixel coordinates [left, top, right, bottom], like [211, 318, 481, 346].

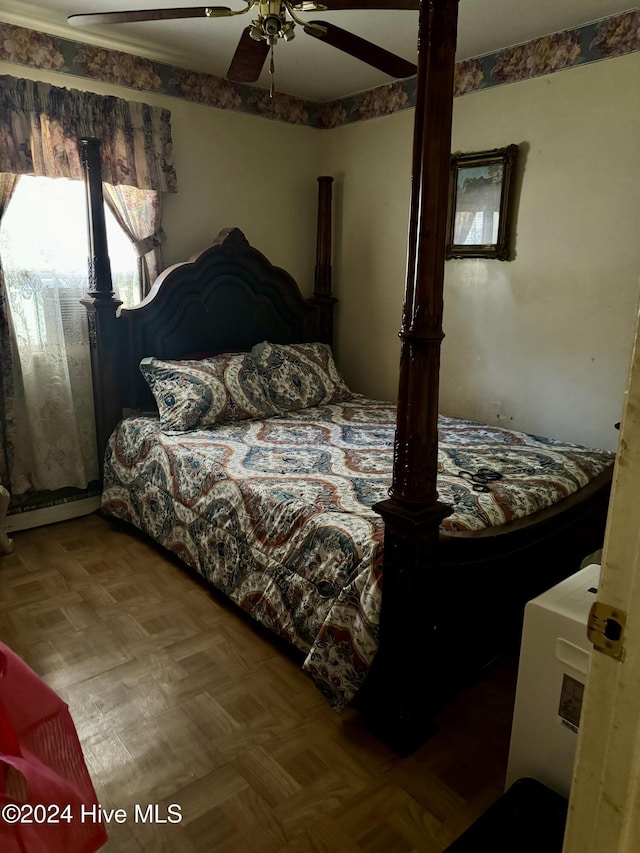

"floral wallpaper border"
[0, 10, 638, 128]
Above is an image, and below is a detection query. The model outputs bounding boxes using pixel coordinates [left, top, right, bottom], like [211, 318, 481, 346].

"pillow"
[140, 353, 277, 431]
[249, 341, 353, 414]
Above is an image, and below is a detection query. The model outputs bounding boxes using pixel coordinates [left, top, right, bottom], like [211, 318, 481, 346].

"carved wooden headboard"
[78, 148, 334, 463]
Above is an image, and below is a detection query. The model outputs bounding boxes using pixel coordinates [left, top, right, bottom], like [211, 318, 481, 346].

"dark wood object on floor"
[444, 777, 568, 852]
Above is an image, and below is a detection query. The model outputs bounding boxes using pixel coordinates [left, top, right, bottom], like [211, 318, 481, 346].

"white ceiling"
[1, 0, 635, 101]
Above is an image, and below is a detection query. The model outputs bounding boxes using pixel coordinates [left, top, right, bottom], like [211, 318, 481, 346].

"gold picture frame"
[446, 144, 519, 261]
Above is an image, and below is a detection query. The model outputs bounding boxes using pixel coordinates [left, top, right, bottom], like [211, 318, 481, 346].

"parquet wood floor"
[0, 513, 517, 852]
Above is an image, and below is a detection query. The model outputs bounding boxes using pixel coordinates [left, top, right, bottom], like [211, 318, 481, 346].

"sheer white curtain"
[5, 266, 98, 490]
[0, 173, 33, 495]
[0, 176, 137, 491]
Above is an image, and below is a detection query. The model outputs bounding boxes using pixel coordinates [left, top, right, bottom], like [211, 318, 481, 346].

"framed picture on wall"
[445, 144, 519, 261]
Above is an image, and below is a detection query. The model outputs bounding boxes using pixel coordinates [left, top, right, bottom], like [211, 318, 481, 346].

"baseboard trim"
[6, 497, 101, 532]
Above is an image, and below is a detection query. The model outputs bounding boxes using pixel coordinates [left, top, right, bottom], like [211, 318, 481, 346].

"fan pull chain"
[269, 44, 275, 98]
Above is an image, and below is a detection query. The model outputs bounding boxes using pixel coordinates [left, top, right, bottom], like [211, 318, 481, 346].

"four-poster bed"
[80, 0, 613, 753]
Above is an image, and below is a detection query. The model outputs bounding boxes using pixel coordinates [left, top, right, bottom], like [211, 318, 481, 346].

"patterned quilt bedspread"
[102, 397, 613, 708]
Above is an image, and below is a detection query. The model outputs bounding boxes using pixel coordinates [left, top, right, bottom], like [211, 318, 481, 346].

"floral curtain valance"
[0, 74, 177, 192]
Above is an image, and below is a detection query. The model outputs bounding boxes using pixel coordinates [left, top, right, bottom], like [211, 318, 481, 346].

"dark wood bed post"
[312, 175, 336, 344]
[365, 0, 459, 753]
[79, 137, 122, 471]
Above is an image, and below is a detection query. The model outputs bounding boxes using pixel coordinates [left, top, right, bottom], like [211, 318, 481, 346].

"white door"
[564, 292, 640, 853]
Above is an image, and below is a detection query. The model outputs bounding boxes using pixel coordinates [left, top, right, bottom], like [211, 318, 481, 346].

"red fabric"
[0, 644, 107, 852]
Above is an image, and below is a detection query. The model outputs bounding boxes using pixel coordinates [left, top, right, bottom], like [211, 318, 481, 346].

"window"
[0, 175, 139, 491]
[1, 175, 138, 335]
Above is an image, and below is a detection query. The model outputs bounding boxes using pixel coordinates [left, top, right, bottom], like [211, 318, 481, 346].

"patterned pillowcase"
[140, 353, 277, 431]
[249, 341, 353, 413]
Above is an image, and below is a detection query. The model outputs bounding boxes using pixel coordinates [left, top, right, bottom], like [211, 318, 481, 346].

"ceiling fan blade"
[293, 0, 418, 9]
[304, 21, 417, 78]
[227, 28, 270, 83]
[68, 7, 233, 27]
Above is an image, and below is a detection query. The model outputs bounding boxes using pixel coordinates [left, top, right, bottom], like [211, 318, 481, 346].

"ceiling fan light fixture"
[70, 2, 418, 89]
[263, 14, 281, 36]
[281, 21, 296, 41]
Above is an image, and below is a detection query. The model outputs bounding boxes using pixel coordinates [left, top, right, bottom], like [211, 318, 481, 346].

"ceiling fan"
[68, 2, 419, 89]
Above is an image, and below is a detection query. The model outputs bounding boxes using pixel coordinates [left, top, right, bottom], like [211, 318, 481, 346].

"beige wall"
[322, 53, 640, 452]
[321, 110, 415, 402]
[0, 62, 323, 297]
